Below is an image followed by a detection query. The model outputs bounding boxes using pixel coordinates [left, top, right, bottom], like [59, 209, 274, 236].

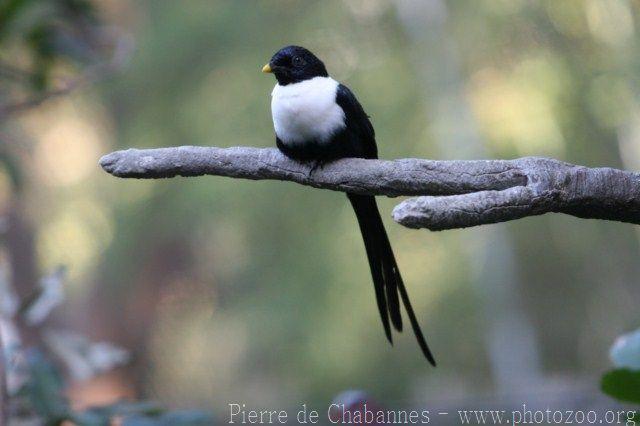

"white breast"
[271, 76, 345, 146]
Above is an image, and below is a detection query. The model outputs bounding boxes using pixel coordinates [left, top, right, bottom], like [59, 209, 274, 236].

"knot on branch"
[393, 157, 640, 230]
[99, 146, 640, 231]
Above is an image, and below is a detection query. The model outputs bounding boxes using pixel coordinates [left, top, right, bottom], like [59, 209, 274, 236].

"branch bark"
[99, 146, 640, 231]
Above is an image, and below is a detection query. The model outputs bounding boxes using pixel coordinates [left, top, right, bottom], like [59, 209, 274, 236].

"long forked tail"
[347, 193, 436, 366]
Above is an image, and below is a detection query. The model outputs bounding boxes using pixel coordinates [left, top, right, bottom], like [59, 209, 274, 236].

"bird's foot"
[308, 159, 326, 175]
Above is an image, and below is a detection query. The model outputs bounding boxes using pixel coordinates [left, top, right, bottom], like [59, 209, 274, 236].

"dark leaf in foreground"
[21, 351, 71, 425]
[601, 368, 640, 403]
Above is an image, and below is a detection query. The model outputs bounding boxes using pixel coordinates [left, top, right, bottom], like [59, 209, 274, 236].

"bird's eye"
[292, 56, 305, 67]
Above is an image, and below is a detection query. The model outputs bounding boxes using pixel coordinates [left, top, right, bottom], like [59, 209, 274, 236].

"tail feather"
[347, 193, 436, 366]
[349, 196, 393, 344]
[377, 227, 403, 332]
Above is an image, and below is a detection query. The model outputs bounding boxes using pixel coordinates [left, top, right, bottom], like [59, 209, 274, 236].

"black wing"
[335, 84, 378, 160]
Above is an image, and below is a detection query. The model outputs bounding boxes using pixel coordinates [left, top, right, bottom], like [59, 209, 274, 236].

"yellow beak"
[262, 63, 272, 73]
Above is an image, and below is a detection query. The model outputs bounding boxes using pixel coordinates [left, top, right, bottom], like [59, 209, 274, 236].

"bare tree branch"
[0, 28, 133, 121]
[99, 146, 640, 231]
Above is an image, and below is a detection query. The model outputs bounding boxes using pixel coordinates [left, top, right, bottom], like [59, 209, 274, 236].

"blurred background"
[2, 0, 640, 424]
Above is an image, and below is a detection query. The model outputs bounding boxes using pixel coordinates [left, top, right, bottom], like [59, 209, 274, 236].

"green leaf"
[122, 410, 215, 426]
[69, 410, 111, 426]
[82, 400, 164, 419]
[23, 351, 72, 425]
[601, 368, 640, 403]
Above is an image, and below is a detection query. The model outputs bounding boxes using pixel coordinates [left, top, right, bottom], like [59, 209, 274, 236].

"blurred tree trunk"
[394, 0, 543, 390]
[3, 158, 41, 348]
[6, 203, 38, 299]
[81, 190, 195, 397]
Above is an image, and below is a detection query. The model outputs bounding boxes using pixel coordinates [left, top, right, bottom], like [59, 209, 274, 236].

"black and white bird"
[263, 46, 436, 365]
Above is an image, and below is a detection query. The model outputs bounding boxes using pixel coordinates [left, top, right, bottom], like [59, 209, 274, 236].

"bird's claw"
[309, 160, 326, 175]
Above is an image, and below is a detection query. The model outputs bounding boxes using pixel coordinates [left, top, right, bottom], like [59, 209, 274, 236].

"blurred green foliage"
[18, 351, 213, 425]
[0, 0, 98, 91]
[96, 0, 640, 406]
[3, 0, 640, 417]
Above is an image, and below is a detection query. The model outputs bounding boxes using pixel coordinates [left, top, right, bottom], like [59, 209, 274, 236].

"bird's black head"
[262, 45, 328, 85]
